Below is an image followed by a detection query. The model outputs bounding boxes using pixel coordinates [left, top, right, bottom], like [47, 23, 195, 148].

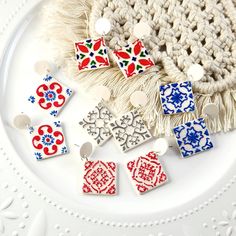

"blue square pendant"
[173, 118, 213, 158]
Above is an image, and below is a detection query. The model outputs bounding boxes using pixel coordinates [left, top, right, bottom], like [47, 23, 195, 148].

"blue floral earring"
[173, 103, 219, 158]
[159, 64, 204, 115]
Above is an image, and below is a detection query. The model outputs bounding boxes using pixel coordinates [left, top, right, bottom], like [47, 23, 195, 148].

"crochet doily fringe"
[41, 0, 236, 137]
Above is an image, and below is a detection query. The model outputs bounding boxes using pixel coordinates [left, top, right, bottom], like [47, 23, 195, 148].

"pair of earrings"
[28, 61, 73, 117]
[159, 64, 218, 158]
[13, 61, 72, 160]
[74, 19, 155, 78]
[77, 137, 169, 196]
[79, 86, 152, 152]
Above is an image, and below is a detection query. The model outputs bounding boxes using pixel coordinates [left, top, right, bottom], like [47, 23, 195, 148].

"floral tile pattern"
[29, 121, 68, 160]
[28, 75, 73, 117]
[75, 37, 110, 71]
[79, 103, 114, 145]
[82, 160, 117, 195]
[109, 110, 152, 152]
[112, 39, 155, 78]
[159, 81, 195, 115]
[173, 118, 213, 158]
[126, 151, 168, 194]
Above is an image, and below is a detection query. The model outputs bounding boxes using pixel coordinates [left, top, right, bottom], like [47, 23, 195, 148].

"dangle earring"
[28, 60, 73, 117]
[111, 22, 155, 78]
[79, 85, 114, 146]
[76, 141, 118, 196]
[159, 63, 204, 115]
[125, 138, 169, 195]
[13, 113, 68, 160]
[74, 10, 111, 71]
[109, 91, 152, 152]
[172, 102, 218, 158]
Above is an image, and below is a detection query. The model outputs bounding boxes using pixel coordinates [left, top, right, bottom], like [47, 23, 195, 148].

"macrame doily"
[42, 0, 236, 136]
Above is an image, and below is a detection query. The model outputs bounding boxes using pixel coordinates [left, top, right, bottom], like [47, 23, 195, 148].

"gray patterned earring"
[79, 86, 114, 146]
[109, 91, 152, 153]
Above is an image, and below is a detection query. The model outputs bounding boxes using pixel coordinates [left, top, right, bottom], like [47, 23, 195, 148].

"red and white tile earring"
[28, 60, 73, 117]
[13, 113, 69, 160]
[74, 16, 111, 71]
[76, 141, 118, 196]
[112, 22, 155, 78]
[109, 91, 152, 152]
[79, 86, 114, 146]
[126, 138, 169, 195]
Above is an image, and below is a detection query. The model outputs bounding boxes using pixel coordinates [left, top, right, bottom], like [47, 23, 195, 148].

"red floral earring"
[75, 142, 118, 196]
[13, 114, 69, 161]
[74, 17, 111, 71]
[112, 22, 155, 78]
[28, 60, 73, 117]
[126, 138, 169, 195]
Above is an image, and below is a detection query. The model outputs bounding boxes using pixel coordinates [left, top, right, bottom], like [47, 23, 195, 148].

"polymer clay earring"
[74, 17, 111, 71]
[28, 61, 73, 117]
[79, 86, 114, 146]
[126, 139, 169, 194]
[112, 22, 155, 78]
[109, 91, 152, 152]
[159, 64, 204, 115]
[77, 141, 118, 196]
[172, 103, 218, 158]
[14, 114, 68, 160]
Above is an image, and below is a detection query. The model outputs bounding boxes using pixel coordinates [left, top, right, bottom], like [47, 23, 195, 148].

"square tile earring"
[28, 74, 73, 117]
[109, 91, 152, 152]
[112, 39, 155, 78]
[29, 121, 68, 160]
[75, 18, 111, 71]
[76, 141, 118, 196]
[13, 114, 68, 160]
[79, 86, 114, 146]
[159, 64, 205, 115]
[173, 117, 213, 158]
[83, 160, 117, 195]
[159, 81, 195, 115]
[75, 37, 110, 71]
[126, 151, 168, 194]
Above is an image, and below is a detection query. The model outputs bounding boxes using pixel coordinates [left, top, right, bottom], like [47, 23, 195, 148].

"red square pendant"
[75, 37, 110, 71]
[82, 160, 117, 195]
[126, 151, 168, 194]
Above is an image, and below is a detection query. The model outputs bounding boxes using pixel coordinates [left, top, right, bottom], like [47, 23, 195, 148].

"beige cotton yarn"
[42, 0, 236, 136]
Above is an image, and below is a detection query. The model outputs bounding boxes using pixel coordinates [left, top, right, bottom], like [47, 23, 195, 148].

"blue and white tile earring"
[172, 103, 219, 158]
[79, 86, 114, 146]
[159, 64, 204, 115]
[109, 91, 152, 152]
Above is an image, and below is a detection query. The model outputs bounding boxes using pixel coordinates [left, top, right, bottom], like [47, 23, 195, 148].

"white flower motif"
[218, 209, 236, 236]
[0, 197, 18, 233]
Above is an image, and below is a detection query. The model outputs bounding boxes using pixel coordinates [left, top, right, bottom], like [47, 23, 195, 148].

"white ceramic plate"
[0, 1, 236, 235]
